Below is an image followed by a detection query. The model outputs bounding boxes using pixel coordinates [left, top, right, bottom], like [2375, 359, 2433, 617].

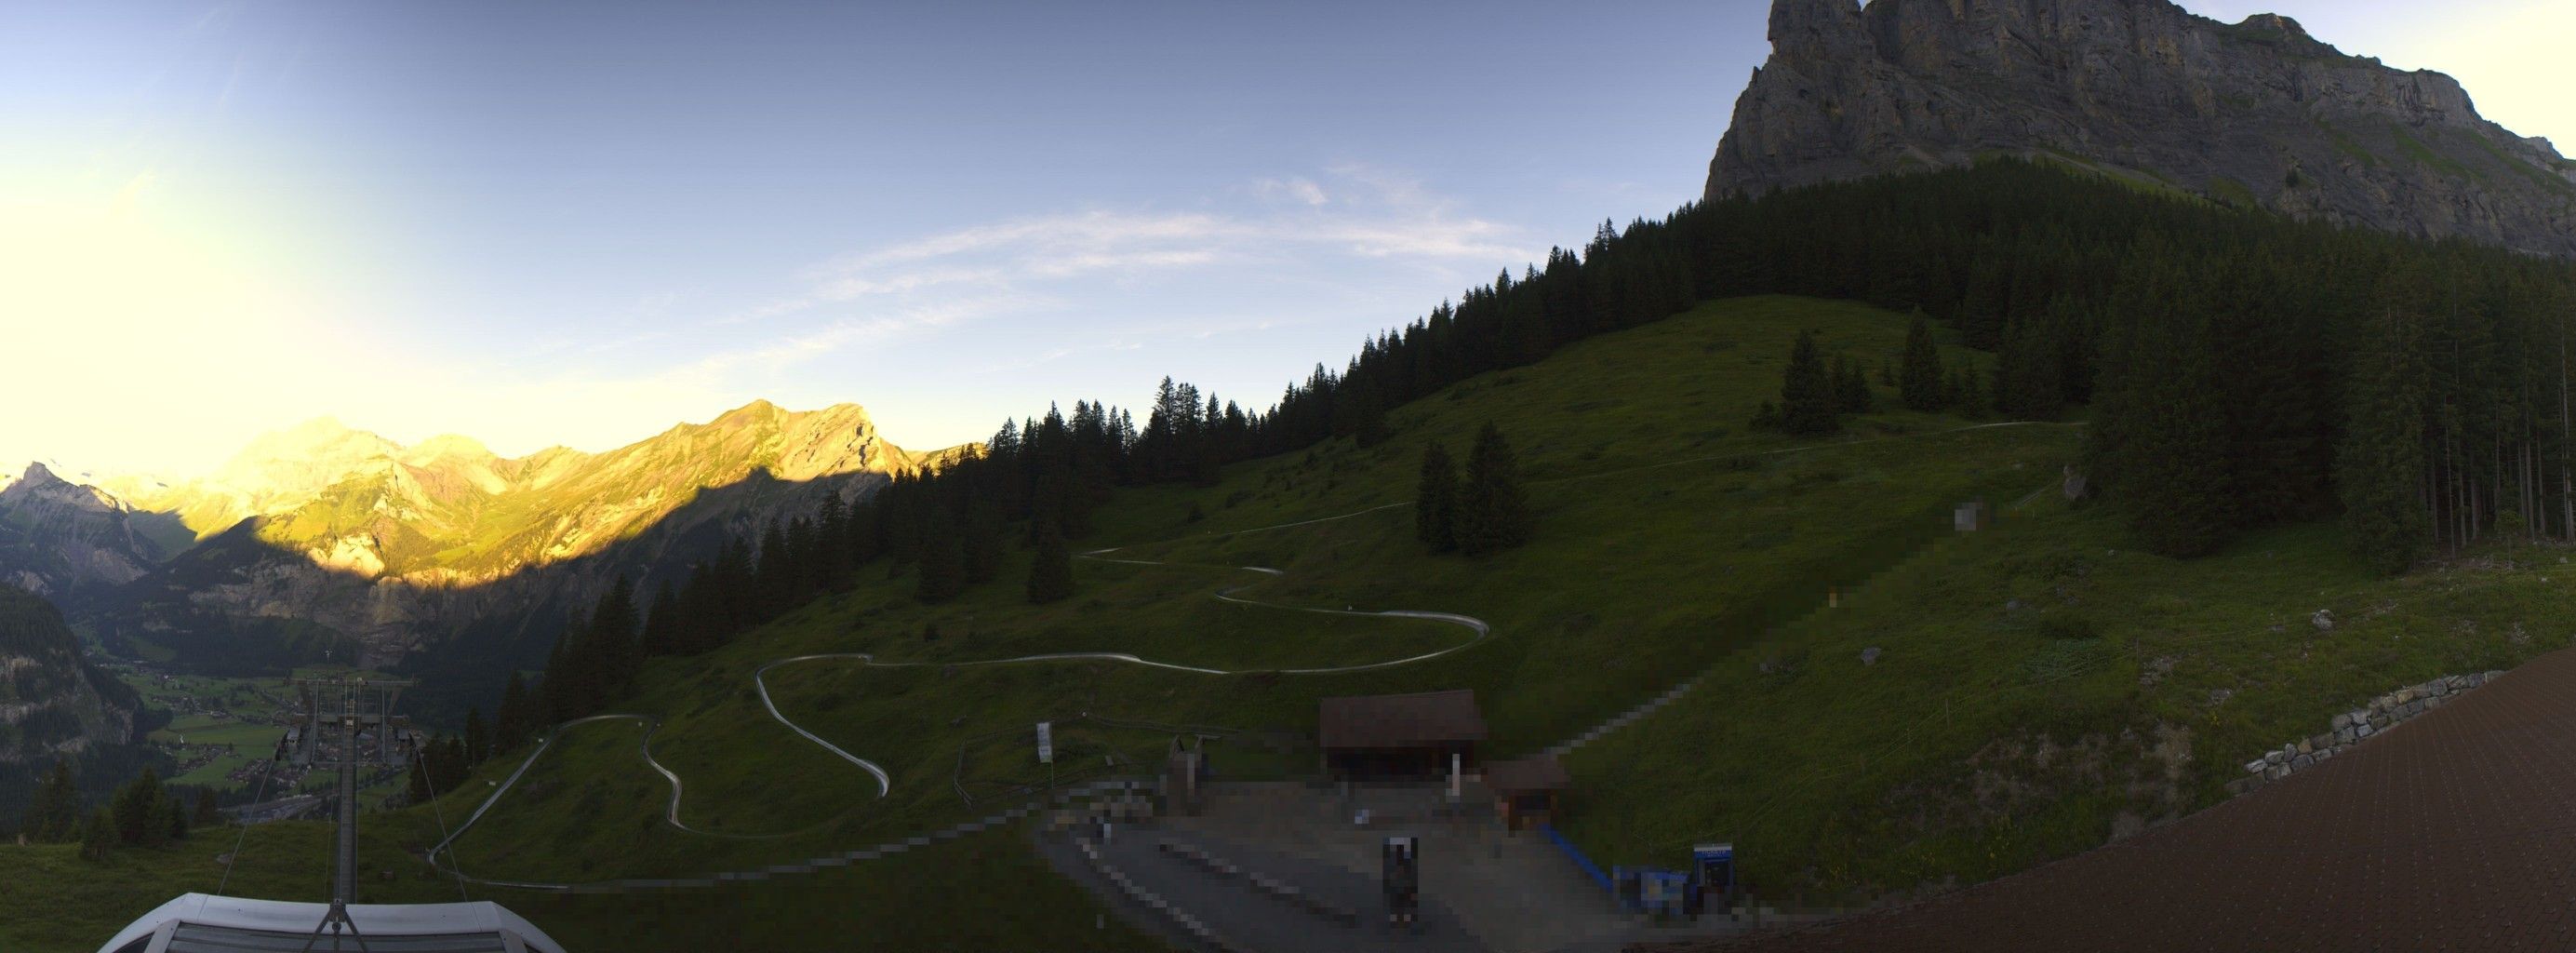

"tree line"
[487, 157, 2573, 762]
[19, 760, 217, 861]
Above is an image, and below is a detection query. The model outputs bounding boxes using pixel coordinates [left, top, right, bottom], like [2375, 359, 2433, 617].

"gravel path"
[1035, 825, 1489, 953]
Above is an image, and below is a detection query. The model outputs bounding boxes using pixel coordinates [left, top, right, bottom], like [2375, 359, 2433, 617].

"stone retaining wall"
[2226, 670, 2504, 796]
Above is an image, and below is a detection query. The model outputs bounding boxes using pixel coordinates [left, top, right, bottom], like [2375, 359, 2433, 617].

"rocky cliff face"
[0, 463, 181, 599]
[85, 400, 948, 674]
[1710, 0, 2576, 258]
[0, 584, 140, 764]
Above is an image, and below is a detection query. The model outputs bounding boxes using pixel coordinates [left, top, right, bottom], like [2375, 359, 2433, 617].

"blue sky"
[1, 0, 2566, 476]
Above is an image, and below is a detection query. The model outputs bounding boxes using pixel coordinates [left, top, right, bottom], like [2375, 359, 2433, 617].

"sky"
[0, 0, 2568, 478]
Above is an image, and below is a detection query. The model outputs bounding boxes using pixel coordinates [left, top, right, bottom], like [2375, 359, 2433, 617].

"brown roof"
[1317, 690, 1486, 750]
[1482, 755, 1570, 793]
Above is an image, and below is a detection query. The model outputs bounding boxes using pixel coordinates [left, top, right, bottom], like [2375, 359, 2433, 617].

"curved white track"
[429, 420, 2076, 889]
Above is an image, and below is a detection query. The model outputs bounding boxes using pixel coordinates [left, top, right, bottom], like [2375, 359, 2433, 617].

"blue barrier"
[1539, 824, 1614, 894]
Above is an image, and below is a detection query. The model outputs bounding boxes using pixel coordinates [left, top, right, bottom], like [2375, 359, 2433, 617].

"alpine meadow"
[7, 2, 2576, 952]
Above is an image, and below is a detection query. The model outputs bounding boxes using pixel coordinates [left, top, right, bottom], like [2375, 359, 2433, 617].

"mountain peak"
[15, 461, 62, 487]
[407, 434, 496, 463]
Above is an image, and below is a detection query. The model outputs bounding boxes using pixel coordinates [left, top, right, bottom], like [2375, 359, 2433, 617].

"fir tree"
[590, 577, 641, 699]
[463, 707, 489, 766]
[193, 787, 220, 828]
[78, 808, 113, 861]
[20, 759, 78, 842]
[755, 520, 794, 615]
[407, 756, 431, 806]
[1750, 401, 1782, 431]
[1833, 354, 1871, 413]
[1900, 312, 1947, 410]
[2109, 315, 2235, 557]
[111, 768, 166, 847]
[1457, 423, 1534, 556]
[915, 509, 966, 603]
[1415, 441, 1461, 553]
[1779, 329, 1839, 434]
[2341, 306, 2430, 574]
[640, 582, 679, 658]
[163, 797, 187, 842]
[1994, 314, 2063, 420]
[1026, 525, 1075, 604]
[495, 671, 533, 754]
[962, 506, 1006, 584]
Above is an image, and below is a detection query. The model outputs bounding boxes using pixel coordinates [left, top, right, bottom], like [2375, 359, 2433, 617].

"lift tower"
[287, 674, 417, 951]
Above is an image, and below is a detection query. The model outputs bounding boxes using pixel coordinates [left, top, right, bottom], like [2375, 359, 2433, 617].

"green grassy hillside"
[406, 295, 2081, 932]
[28, 290, 2547, 947]
[1562, 497, 2573, 896]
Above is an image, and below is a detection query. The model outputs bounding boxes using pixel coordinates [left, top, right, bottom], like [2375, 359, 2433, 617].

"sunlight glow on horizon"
[2, 1, 2568, 483]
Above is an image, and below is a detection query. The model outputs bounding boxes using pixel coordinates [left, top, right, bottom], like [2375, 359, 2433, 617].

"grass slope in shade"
[434, 294, 2066, 879]
[14, 295, 2066, 948]
[1565, 496, 2570, 896]
[0, 819, 1158, 953]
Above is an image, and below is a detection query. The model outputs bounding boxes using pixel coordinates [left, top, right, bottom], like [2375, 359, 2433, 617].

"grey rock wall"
[1712, 0, 2576, 258]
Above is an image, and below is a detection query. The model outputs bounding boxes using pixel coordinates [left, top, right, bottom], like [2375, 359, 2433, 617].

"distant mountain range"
[0, 400, 954, 698]
[1712, 0, 2576, 257]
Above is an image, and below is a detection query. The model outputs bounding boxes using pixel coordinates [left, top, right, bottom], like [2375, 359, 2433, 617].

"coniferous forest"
[521, 158, 2576, 725]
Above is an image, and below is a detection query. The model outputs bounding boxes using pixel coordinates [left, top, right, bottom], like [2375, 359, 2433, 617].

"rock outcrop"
[0, 584, 140, 764]
[1709, 0, 2576, 258]
[0, 463, 181, 598]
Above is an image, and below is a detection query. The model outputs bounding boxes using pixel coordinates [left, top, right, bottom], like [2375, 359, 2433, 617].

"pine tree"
[1994, 314, 2063, 420]
[112, 769, 166, 847]
[1779, 329, 1839, 435]
[463, 707, 489, 766]
[2342, 306, 2430, 573]
[815, 493, 855, 591]
[754, 520, 794, 615]
[1833, 354, 1872, 413]
[1415, 441, 1461, 553]
[962, 506, 1005, 584]
[21, 758, 78, 842]
[541, 630, 575, 723]
[495, 671, 533, 753]
[640, 582, 679, 658]
[78, 807, 113, 861]
[1025, 525, 1074, 604]
[193, 787, 220, 828]
[591, 577, 641, 698]
[407, 757, 431, 806]
[1457, 423, 1534, 556]
[1900, 312, 1947, 410]
[915, 508, 966, 603]
[1750, 401, 1782, 431]
[2111, 314, 2236, 557]
[163, 796, 187, 842]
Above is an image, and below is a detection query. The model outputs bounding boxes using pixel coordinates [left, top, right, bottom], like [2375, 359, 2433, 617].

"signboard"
[1036, 721, 1054, 764]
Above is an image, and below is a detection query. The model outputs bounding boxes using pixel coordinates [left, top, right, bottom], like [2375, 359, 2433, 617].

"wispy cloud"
[725, 164, 1537, 334]
[1255, 176, 1329, 207]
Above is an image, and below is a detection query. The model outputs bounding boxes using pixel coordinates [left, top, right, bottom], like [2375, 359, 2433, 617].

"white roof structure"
[96, 893, 567, 953]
